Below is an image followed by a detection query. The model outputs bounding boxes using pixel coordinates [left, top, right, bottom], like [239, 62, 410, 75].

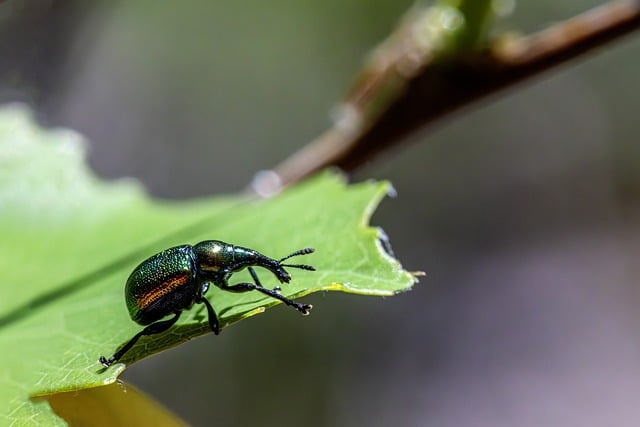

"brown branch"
[250, 0, 640, 196]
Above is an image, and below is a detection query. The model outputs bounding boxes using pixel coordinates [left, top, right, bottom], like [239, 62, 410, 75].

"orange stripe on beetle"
[136, 275, 189, 309]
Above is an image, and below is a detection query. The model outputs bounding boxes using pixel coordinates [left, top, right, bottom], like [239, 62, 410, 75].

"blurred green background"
[2, 0, 640, 425]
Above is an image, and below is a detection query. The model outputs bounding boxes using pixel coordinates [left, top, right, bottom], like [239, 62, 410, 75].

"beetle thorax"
[192, 240, 231, 274]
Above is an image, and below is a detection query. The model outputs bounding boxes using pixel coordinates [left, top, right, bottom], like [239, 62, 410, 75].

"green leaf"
[0, 104, 416, 425]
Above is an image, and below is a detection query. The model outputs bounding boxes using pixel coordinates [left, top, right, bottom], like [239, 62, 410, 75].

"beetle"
[99, 240, 315, 367]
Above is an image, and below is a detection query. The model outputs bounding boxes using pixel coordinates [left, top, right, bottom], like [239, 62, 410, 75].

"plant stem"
[250, 0, 640, 196]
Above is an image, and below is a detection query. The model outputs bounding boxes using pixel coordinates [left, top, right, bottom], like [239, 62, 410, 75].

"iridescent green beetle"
[99, 240, 315, 367]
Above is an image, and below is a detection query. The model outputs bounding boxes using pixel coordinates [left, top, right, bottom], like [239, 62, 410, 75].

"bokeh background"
[2, 0, 640, 425]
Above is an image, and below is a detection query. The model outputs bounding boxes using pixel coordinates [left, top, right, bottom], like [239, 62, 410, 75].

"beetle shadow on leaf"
[95, 299, 274, 372]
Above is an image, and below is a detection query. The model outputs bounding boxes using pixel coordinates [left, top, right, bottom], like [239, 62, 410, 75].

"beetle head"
[272, 247, 316, 283]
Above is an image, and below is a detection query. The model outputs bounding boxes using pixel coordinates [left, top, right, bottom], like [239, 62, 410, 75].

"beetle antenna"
[281, 263, 316, 271]
[278, 247, 315, 263]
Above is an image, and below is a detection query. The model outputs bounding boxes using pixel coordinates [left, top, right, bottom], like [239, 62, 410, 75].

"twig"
[250, 0, 640, 196]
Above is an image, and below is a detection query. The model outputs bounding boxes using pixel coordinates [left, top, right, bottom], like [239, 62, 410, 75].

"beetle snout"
[275, 268, 291, 283]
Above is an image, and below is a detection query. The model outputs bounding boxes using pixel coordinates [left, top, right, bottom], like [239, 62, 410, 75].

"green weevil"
[99, 240, 315, 367]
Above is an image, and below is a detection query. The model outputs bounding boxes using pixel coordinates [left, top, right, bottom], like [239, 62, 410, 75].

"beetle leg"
[220, 267, 312, 315]
[99, 312, 181, 368]
[197, 296, 220, 335]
